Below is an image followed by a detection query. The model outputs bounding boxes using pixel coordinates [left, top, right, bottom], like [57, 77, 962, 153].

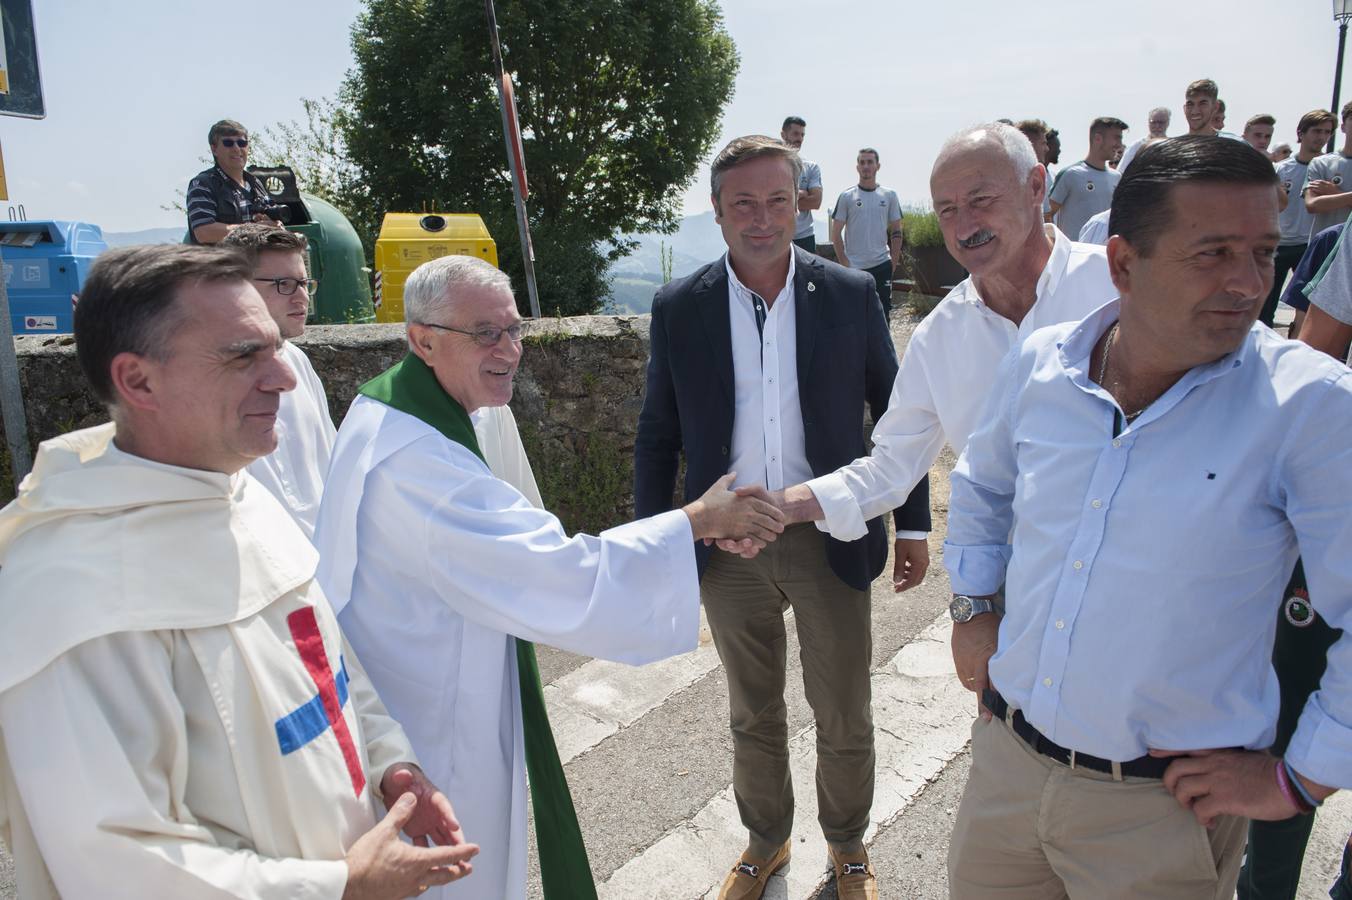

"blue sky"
[8, 0, 1348, 233]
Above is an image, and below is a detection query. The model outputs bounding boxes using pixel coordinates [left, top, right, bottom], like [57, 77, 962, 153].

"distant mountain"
[606, 212, 829, 314]
[101, 227, 185, 247]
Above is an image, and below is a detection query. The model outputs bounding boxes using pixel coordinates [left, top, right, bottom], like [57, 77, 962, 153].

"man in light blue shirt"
[944, 135, 1351, 899]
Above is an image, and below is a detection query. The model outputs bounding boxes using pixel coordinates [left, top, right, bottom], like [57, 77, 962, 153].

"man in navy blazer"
[634, 135, 930, 900]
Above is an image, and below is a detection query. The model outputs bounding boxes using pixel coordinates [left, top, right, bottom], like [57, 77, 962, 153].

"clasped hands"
[682, 473, 787, 553]
[342, 762, 478, 899]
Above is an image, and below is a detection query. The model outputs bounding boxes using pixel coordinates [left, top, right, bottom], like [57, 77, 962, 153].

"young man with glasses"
[221, 224, 335, 539]
[187, 119, 282, 244]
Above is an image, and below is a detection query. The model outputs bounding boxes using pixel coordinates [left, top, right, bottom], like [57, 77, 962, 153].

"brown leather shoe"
[828, 846, 877, 900]
[716, 841, 790, 900]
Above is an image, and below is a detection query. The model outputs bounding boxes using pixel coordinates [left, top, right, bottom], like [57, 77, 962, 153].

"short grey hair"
[1149, 106, 1172, 120]
[933, 122, 1039, 181]
[710, 135, 804, 203]
[403, 255, 513, 325]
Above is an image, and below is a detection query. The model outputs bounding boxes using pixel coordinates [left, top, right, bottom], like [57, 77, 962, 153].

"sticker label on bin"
[2, 259, 50, 289]
[23, 316, 56, 330]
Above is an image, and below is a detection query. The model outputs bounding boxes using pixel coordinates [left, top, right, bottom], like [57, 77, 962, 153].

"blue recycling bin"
[0, 221, 107, 335]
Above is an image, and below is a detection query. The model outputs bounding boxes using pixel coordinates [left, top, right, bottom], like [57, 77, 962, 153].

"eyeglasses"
[220, 137, 249, 148]
[420, 322, 524, 347]
[254, 276, 317, 296]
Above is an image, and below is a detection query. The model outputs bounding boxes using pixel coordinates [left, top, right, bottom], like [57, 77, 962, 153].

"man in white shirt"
[221, 224, 337, 539]
[830, 147, 904, 316]
[636, 135, 929, 900]
[1118, 106, 1170, 173]
[1048, 117, 1126, 241]
[772, 121, 1117, 712]
[941, 132, 1350, 900]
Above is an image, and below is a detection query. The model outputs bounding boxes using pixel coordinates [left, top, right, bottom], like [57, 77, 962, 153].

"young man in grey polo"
[830, 147, 903, 315]
[781, 116, 823, 253]
[1261, 109, 1337, 329]
[1304, 101, 1352, 240]
[1047, 117, 1126, 240]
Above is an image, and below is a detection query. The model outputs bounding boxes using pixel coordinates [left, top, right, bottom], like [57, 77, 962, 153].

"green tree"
[249, 97, 361, 214]
[339, 0, 738, 316]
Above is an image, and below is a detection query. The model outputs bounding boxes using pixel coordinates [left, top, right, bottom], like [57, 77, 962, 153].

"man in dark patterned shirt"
[186, 119, 280, 244]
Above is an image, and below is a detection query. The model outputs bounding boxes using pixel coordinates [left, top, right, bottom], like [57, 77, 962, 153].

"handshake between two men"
[689, 479, 930, 594]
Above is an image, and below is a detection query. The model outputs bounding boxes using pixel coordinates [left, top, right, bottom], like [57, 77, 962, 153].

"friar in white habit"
[0, 244, 480, 899]
[314, 254, 786, 899]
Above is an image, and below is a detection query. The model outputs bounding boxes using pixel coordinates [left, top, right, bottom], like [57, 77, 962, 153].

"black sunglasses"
[219, 137, 249, 148]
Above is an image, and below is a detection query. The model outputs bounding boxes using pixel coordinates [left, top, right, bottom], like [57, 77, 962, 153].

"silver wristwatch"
[949, 594, 998, 624]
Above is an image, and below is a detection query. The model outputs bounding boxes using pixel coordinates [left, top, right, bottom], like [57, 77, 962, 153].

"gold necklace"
[1097, 323, 1147, 422]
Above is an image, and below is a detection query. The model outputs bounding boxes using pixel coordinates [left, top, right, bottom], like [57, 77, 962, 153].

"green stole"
[359, 353, 597, 899]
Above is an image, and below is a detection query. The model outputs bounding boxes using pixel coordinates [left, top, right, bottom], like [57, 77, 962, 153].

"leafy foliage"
[249, 98, 362, 216]
[335, 0, 739, 316]
[902, 206, 944, 248]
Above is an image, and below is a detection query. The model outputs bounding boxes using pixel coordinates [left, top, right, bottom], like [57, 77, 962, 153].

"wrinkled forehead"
[451, 284, 520, 325]
[931, 141, 1019, 197]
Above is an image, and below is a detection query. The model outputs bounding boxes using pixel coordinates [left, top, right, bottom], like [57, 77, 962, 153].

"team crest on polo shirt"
[1086, 182, 1095, 191]
[1335, 175, 1344, 185]
[1283, 181, 1293, 192]
[856, 199, 863, 207]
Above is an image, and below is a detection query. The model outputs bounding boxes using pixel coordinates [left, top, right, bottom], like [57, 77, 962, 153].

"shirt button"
[1055, 619, 1065, 630]
[768, 378, 774, 383]
[1091, 499, 1102, 509]
[1043, 677, 1053, 687]
[769, 417, 775, 423]
[1112, 438, 1122, 448]
[1073, 560, 1084, 570]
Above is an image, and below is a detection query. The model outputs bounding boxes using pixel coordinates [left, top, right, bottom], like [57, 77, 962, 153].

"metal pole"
[1331, 20, 1348, 154]
[0, 244, 32, 485]
[485, 0, 543, 319]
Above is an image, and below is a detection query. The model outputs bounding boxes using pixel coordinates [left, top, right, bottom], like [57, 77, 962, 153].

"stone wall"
[2, 316, 657, 532]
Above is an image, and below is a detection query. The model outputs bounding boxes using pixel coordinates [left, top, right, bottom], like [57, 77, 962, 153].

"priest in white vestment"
[0, 245, 478, 899]
[314, 255, 786, 899]
[223, 225, 338, 540]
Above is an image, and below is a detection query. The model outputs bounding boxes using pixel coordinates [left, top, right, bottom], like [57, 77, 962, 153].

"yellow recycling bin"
[373, 213, 498, 323]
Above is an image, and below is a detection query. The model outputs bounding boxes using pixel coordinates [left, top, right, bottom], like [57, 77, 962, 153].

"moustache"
[958, 229, 996, 249]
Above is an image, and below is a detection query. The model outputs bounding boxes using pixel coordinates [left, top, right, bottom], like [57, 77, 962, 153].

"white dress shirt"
[945, 301, 1352, 786]
[725, 252, 812, 492]
[808, 225, 1116, 541]
[245, 341, 337, 540]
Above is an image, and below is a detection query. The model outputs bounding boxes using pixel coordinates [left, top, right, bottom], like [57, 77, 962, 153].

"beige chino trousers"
[701, 523, 875, 858]
[949, 714, 1247, 900]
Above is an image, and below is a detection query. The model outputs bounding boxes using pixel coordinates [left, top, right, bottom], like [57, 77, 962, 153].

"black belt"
[981, 688, 1172, 780]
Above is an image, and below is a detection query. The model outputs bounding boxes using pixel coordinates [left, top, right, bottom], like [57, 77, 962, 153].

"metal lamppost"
[1330, 0, 1352, 152]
